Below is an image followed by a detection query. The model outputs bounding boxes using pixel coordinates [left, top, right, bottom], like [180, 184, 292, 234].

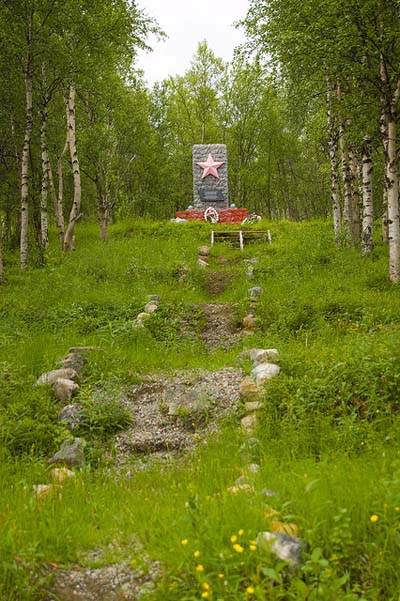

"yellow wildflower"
[249, 544, 257, 551]
[395, 507, 400, 512]
[238, 529, 245, 536]
[194, 550, 201, 558]
[233, 543, 244, 553]
[230, 534, 238, 543]
[217, 573, 225, 579]
[246, 586, 255, 595]
[202, 582, 210, 590]
[181, 539, 188, 546]
[370, 514, 379, 523]
[201, 592, 210, 599]
[196, 564, 204, 572]
[249, 540, 257, 545]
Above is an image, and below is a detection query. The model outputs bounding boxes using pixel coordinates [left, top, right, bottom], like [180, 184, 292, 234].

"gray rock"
[146, 295, 160, 303]
[241, 413, 258, 434]
[144, 302, 158, 314]
[239, 437, 261, 461]
[246, 265, 255, 279]
[60, 352, 86, 373]
[243, 313, 257, 331]
[239, 377, 264, 402]
[257, 531, 302, 567]
[59, 404, 82, 430]
[245, 401, 263, 412]
[248, 286, 263, 299]
[47, 437, 86, 468]
[261, 488, 277, 498]
[249, 348, 280, 366]
[247, 463, 260, 474]
[53, 378, 79, 403]
[136, 312, 151, 325]
[36, 368, 79, 386]
[68, 346, 97, 354]
[244, 258, 259, 265]
[198, 245, 210, 257]
[251, 362, 280, 384]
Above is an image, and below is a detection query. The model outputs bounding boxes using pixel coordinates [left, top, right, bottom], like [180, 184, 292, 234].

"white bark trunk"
[379, 89, 389, 243]
[380, 56, 400, 281]
[20, 16, 33, 270]
[361, 136, 374, 254]
[387, 116, 400, 281]
[64, 82, 82, 251]
[349, 145, 361, 245]
[40, 92, 49, 250]
[56, 127, 68, 250]
[339, 122, 352, 243]
[327, 81, 341, 243]
[382, 185, 389, 242]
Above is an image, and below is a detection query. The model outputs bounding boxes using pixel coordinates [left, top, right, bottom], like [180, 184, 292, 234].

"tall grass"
[1, 218, 400, 599]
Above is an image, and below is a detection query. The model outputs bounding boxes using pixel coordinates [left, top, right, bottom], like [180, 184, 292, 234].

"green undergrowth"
[1, 218, 400, 599]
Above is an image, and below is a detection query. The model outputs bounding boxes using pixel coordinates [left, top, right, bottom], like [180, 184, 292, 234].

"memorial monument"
[192, 144, 229, 210]
[175, 144, 248, 224]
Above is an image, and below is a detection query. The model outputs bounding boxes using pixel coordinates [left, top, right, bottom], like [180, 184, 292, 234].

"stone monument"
[193, 144, 229, 210]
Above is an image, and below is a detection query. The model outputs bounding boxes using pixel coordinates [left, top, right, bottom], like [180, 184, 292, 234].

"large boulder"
[36, 368, 79, 386]
[47, 438, 86, 468]
[251, 363, 280, 385]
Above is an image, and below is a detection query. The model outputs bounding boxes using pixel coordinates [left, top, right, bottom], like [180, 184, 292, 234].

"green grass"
[1, 218, 400, 599]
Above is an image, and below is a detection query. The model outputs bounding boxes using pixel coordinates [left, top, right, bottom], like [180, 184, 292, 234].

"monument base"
[176, 208, 247, 224]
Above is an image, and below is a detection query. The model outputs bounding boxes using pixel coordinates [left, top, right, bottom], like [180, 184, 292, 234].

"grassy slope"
[1, 219, 400, 600]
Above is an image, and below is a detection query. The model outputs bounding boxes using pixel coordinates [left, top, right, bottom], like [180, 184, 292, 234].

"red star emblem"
[197, 154, 224, 179]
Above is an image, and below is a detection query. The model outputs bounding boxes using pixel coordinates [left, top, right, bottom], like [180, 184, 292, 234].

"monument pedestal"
[176, 208, 248, 224]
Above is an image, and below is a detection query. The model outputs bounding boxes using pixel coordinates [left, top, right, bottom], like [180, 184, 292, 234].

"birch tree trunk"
[20, 15, 34, 270]
[382, 185, 389, 242]
[379, 96, 389, 243]
[380, 55, 400, 281]
[349, 145, 361, 246]
[39, 75, 50, 250]
[386, 114, 400, 281]
[64, 82, 82, 251]
[56, 127, 68, 250]
[361, 136, 374, 254]
[327, 82, 341, 244]
[339, 122, 352, 243]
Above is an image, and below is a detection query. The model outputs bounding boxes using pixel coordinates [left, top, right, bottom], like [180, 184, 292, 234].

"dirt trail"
[200, 302, 242, 351]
